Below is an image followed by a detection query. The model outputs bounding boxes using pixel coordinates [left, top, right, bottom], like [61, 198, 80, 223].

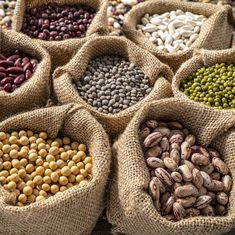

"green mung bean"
[180, 63, 235, 109]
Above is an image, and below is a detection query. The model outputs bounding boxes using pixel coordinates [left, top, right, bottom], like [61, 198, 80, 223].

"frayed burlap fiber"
[53, 36, 174, 138]
[0, 29, 51, 121]
[123, 0, 234, 72]
[107, 98, 235, 235]
[12, 0, 108, 70]
[0, 104, 111, 235]
[173, 48, 235, 113]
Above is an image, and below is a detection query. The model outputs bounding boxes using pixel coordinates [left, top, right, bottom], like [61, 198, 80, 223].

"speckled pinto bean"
[0, 50, 38, 92]
[21, 3, 95, 41]
[140, 120, 233, 221]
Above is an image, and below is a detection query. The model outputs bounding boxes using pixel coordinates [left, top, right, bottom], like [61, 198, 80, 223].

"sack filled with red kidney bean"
[0, 50, 38, 92]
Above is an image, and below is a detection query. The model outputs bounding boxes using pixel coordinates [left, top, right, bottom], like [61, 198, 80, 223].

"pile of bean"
[137, 10, 207, 53]
[0, 0, 16, 29]
[107, 0, 145, 34]
[0, 131, 92, 206]
[74, 56, 152, 114]
[0, 50, 38, 92]
[21, 3, 95, 41]
[180, 63, 235, 109]
[139, 120, 232, 221]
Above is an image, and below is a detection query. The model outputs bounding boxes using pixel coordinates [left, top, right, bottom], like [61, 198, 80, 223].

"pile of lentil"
[0, 49, 38, 92]
[21, 3, 95, 41]
[0, 131, 92, 206]
[74, 55, 152, 114]
[0, 0, 16, 29]
[180, 63, 235, 109]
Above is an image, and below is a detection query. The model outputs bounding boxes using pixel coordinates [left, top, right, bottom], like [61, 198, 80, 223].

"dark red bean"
[23, 62, 32, 71]
[25, 69, 32, 79]
[14, 75, 26, 86]
[0, 67, 6, 73]
[30, 59, 39, 68]
[0, 72, 6, 79]
[3, 83, 12, 92]
[7, 55, 20, 62]
[1, 77, 14, 86]
[21, 3, 95, 41]
[15, 58, 22, 67]
[8, 74, 18, 78]
[0, 61, 14, 68]
[6, 67, 24, 74]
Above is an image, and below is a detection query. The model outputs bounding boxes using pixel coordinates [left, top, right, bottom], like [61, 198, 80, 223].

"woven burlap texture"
[53, 36, 174, 138]
[0, 29, 51, 121]
[107, 98, 235, 235]
[172, 48, 235, 113]
[12, 0, 108, 70]
[0, 104, 111, 235]
[123, 0, 234, 72]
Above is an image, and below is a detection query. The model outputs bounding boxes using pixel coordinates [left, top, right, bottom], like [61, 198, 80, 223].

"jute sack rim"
[0, 29, 51, 100]
[0, 103, 111, 212]
[172, 48, 235, 114]
[12, 0, 109, 47]
[53, 36, 174, 120]
[123, 0, 233, 59]
[109, 97, 235, 233]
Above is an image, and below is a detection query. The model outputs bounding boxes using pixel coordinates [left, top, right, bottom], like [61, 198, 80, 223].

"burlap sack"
[173, 48, 235, 113]
[107, 98, 235, 235]
[53, 36, 174, 138]
[12, 0, 108, 70]
[0, 103, 111, 235]
[123, 0, 234, 72]
[0, 29, 51, 121]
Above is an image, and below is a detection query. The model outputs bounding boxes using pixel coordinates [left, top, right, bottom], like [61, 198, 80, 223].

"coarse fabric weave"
[123, 0, 234, 72]
[107, 98, 235, 235]
[0, 104, 111, 235]
[12, 0, 109, 70]
[172, 48, 235, 112]
[53, 36, 174, 138]
[0, 29, 51, 121]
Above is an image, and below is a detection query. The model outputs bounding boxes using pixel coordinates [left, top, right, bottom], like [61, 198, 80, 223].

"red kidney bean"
[23, 62, 32, 71]
[8, 74, 18, 78]
[15, 58, 22, 67]
[6, 67, 24, 74]
[7, 55, 20, 62]
[25, 70, 32, 79]
[30, 59, 39, 68]
[1, 77, 14, 86]
[0, 50, 38, 92]
[0, 72, 6, 79]
[14, 75, 25, 86]
[0, 61, 14, 68]
[3, 83, 12, 92]
[0, 67, 6, 73]
[21, 3, 95, 41]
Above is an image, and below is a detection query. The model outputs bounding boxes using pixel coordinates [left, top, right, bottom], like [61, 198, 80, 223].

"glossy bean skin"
[0, 50, 38, 92]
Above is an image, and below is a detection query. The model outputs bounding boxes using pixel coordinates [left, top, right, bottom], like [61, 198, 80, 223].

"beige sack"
[172, 48, 235, 112]
[0, 29, 51, 121]
[107, 98, 235, 235]
[0, 104, 111, 235]
[53, 36, 173, 138]
[12, 0, 108, 70]
[123, 0, 234, 72]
